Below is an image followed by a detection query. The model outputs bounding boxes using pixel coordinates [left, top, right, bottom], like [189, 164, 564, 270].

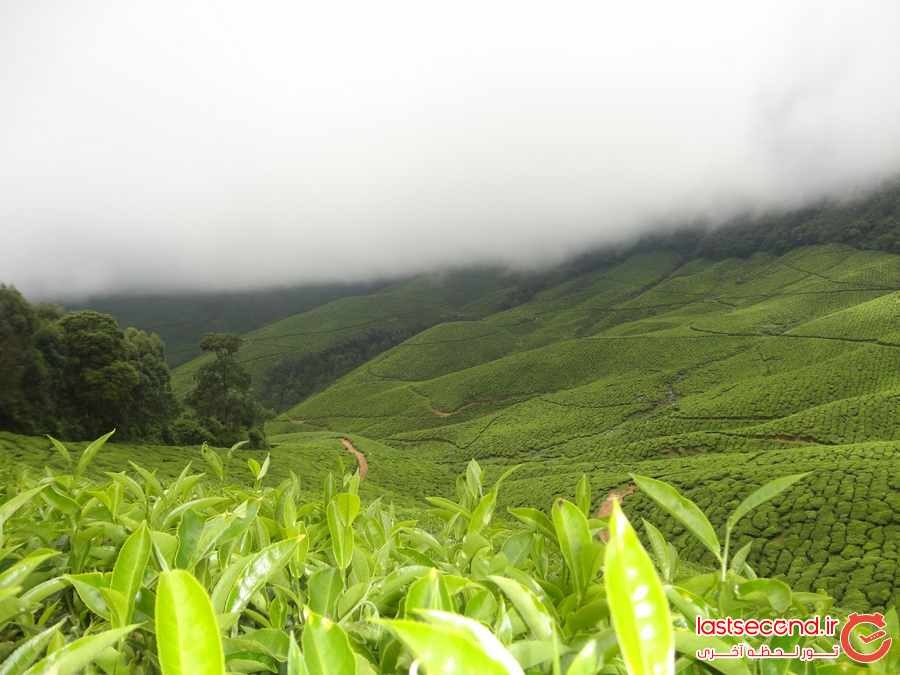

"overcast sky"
[3, 1, 900, 298]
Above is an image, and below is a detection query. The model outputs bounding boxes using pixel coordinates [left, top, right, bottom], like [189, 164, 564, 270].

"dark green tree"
[123, 327, 179, 439]
[57, 311, 141, 437]
[185, 333, 269, 446]
[1, 290, 179, 440]
[0, 285, 52, 432]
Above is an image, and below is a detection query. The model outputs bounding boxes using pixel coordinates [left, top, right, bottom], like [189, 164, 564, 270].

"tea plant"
[0, 432, 895, 674]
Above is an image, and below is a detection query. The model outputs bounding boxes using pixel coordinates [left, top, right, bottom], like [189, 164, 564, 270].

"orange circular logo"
[840, 612, 892, 664]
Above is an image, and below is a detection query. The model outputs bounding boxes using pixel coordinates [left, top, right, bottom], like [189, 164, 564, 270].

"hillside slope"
[71, 282, 380, 366]
[170, 268, 524, 404]
[273, 244, 900, 609]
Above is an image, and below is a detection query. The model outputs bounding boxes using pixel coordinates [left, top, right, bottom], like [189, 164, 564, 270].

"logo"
[840, 612, 892, 664]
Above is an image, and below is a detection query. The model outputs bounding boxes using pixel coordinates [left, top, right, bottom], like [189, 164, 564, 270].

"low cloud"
[2, 1, 900, 297]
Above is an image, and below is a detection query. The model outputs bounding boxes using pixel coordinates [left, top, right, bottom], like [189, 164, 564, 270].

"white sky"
[2, 1, 900, 296]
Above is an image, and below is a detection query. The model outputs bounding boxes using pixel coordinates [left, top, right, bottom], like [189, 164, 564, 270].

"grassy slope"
[169, 268, 521, 395]
[273, 243, 900, 608]
[71, 282, 380, 366]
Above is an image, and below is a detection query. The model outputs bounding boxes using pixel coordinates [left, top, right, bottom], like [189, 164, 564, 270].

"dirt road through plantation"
[340, 437, 368, 480]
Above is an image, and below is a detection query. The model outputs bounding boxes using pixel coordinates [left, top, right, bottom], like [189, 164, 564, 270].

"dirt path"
[595, 483, 637, 542]
[340, 437, 368, 480]
[595, 483, 637, 518]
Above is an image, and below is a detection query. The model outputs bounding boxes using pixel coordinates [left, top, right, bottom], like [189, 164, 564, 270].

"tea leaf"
[604, 501, 673, 675]
[725, 473, 810, 533]
[383, 609, 524, 675]
[110, 521, 151, 626]
[75, 429, 115, 478]
[631, 474, 721, 562]
[156, 570, 225, 675]
[302, 609, 356, 675]
[22, 625, 137, 675]
[489, 575, 555, 641]
[552, 498, 601, 597]
[0, 620, 66, 675]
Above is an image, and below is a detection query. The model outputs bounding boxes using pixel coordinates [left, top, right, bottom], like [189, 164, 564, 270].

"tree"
[185, 333, 269, 446]
[123, 327, 179, 439]
[0, 285, 52, 432]
[0, 290, 179, 441]
[57, 311, 141, 437]
[199, 333, 244, 356]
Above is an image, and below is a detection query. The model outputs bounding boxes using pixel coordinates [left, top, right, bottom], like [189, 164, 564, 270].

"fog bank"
[2, 1, 900, 297]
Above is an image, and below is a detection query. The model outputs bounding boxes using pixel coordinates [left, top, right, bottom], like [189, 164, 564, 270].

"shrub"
[0, 432, 892, 674]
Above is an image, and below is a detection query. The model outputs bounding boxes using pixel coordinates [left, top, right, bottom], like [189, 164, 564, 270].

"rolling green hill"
[260, 243, 900, 609]
[70, 281, 381, 366]
[169, 268, 528, 404]
[66, 228, 900, 611]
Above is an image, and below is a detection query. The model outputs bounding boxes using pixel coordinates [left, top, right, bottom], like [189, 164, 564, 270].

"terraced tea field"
[5, 244, 898, 622]
[265, 244, 900, 610]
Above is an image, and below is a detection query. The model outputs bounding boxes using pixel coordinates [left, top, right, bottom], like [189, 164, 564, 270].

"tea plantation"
[0, 431, 897, 673]
[271, 244, 900, 611]
[1, 243, 898, 672]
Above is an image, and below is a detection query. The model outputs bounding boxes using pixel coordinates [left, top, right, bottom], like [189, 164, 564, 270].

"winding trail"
[340, 437, 368, 480]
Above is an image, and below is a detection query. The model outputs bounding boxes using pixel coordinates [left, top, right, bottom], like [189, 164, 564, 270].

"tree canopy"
[0, 286, 177, 440]
[181, 333, 269, 447]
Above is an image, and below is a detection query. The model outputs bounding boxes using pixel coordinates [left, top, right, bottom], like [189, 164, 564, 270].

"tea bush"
[0, 432, 895, 674]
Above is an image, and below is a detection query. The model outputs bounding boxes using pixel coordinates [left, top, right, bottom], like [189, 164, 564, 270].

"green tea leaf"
[642, 518, 676, 582]
[604, 501, 673, 675]
[575, 474, 591, 516]
[258, 453, 271, 481]
[0, 485, 46, 533]
[735, 578, 792, 613]
[426, 497, 471, 519]
[301, 609, 356, 675]
[287, 633, 309, 675]
[129, 462, 163, 496]
[201, 443, 224, 481]
[0, 550, 58, 590]
[565, 639, 603, 675]
[508, 507, 555, 541]
[631, 474, 721, 562]
[20, 576, 67, 607]
[0, 620, 65, 675]
[508, 640, 556, 669]
[308, 567, 343, 618]
[725, 473, 810, 533]
[327, 493, 360, 570]
[552, 498, 601, 597]
[45, 435, 72, 467]
[384, 609, 524, 675]
[174, 509, 204, 569]
[466, 459, 483, 500]
[75, 429, 115, 478]
[223, 537, 301, 615]
[403, 569, 453, 616]
[468, 490, 498, 537]
[156, 570, 225, 675]
[66, 573, 111, 620]
[22, 625, 137, 675]
[110, 522, 151, 626]
[728, 540, 753, 576]
[489, 575, 555, 641]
